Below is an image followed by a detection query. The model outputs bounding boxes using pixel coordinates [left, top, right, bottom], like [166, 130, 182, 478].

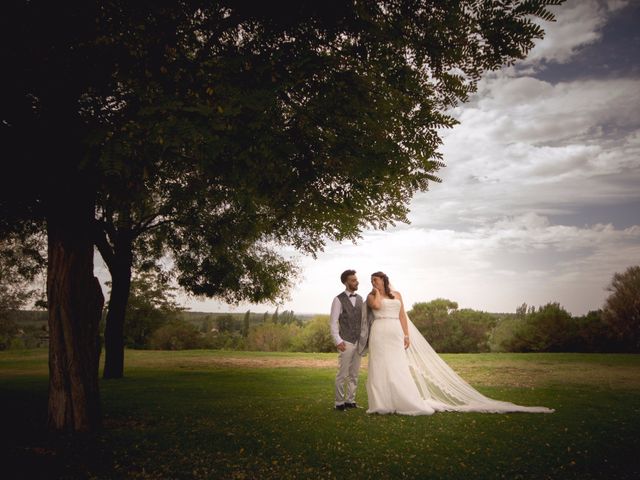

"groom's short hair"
[340, 269, 356, 284]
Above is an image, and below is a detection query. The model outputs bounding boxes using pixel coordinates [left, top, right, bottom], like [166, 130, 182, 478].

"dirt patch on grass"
[445, 361, 640, 389]
[174, 356, 340, 369]
[4, 351, 639, 390]
[169, 355, 640, 389]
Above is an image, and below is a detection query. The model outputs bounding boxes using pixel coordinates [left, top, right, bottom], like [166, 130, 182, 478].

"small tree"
[149, 320, 203, 350]
[216, 314, 235, 333]
[408, 299, 459, 351]
[572, 310, 613, 352]
[118, 268, 183, 349]
[291, 315, 335, 353]
[488, 315, 523, 353]
[246, 322, 300, 352]
[0, 232, 46, 350]
[279, 310, 302, 326]
[507, 302, 574, 352]
[242, 310, 251, 337]
[0, 232, 46, 319]
[0, 317, 19, 351]
[200, 317, 213, 334]
[602, 266, 640, 352]
[448, 309, 497, 353]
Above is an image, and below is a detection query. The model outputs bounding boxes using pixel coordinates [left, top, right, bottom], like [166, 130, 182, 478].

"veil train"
[404, 316, 554, 413]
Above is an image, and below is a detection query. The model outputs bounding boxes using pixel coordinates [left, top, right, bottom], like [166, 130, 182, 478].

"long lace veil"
[404, 315, 554, 413]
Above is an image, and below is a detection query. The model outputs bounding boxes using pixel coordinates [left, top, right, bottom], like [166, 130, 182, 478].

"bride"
[363, 271, 554, 415]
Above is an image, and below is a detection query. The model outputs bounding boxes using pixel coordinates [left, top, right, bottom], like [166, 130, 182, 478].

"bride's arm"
[395, 291, 410, 349]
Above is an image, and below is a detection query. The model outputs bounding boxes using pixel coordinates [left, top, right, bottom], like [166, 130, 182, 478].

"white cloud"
[416, 74, 640, 228]
[464, 75, 640, 145]
[523, 0, 629, 65]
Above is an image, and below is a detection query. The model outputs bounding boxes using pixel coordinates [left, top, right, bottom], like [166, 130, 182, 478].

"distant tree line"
[2, 265, 639, 353]
[410, 266, 640, 353]
[131, 264, 640, 353]
[409, 300, 615, 353]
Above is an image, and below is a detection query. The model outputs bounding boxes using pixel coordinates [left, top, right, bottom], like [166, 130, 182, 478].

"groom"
[329, 269, 370, 411]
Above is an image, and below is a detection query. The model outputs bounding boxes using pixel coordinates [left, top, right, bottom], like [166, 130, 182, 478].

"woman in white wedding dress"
[365, 272, 554, 415]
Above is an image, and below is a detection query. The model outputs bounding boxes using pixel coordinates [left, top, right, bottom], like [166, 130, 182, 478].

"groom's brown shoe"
[344, 403, 359, 409]
[335, 404, 346, 411]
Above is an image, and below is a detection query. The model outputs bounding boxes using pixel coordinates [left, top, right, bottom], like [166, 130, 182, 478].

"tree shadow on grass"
[0, 382, 115, 479]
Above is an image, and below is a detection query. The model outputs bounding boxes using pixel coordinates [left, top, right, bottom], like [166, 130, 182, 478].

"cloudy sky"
[181, 0, 640, 317]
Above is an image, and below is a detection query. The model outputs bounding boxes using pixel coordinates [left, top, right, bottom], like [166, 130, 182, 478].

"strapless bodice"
[372, 298, 401, 320]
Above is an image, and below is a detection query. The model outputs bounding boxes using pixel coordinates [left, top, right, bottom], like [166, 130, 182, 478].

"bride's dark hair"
[371, 271, 394, 299]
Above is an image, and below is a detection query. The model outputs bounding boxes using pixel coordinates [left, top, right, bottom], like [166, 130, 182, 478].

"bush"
[291, 315, 334, 352]
[505, 303, 575, 352]
[246, 322, 300, 352]
[116, 269, 185, 349]
[124, 311, 168, 349]
[488, 316, 522, 353]
[0, 316, 19, 350]
[149, 320, 205, 350]
[216, 314, 235, 333]
[204, 331, 246, 350]
[570, 310, 616, 352]
[447, 309, 496, 353]
[408, 300, 496, 353]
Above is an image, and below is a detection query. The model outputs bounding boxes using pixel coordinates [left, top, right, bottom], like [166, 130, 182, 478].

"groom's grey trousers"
[335, 340, 361, 405]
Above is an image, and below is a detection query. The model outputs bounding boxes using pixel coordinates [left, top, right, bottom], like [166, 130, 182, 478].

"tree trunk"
[47, 185, 104, 432]
[102, 235, 133, 379]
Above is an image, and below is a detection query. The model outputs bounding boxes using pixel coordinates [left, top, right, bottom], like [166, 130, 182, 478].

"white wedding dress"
[366, 298, 554, 415]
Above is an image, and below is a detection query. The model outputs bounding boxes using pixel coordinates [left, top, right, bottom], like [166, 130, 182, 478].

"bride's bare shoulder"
[392, 290, 402, 299]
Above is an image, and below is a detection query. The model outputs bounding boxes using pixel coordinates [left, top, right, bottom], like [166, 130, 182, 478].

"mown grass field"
[1, 350, 639, 479]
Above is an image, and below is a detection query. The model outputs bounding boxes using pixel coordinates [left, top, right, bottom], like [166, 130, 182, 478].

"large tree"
[1, 0, 562, 431]
[95, 0, 564, 378]
[1, 3, 108, 431]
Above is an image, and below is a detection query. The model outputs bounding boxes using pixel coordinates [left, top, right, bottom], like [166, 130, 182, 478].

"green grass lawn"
[1, 350, 639, 479]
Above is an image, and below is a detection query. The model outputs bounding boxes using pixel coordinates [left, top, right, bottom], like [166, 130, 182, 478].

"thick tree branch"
[135, 217, 175, 235]
[93, 219, 115, 272]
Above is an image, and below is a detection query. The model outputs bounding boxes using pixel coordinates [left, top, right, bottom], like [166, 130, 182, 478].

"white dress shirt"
[330, 290, 357, 345]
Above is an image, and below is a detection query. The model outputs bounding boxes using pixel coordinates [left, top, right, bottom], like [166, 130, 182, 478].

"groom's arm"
[329, 297, 345, 351]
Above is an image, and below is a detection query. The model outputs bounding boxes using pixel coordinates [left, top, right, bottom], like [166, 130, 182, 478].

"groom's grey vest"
[337, 292, 362, 344]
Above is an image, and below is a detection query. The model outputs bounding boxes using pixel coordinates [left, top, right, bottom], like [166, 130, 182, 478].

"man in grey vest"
[330, 269, 369, 410]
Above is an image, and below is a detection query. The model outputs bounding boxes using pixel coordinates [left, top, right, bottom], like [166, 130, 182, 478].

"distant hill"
[176, 311, 317, 329]
[8, 310, 317, 327]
